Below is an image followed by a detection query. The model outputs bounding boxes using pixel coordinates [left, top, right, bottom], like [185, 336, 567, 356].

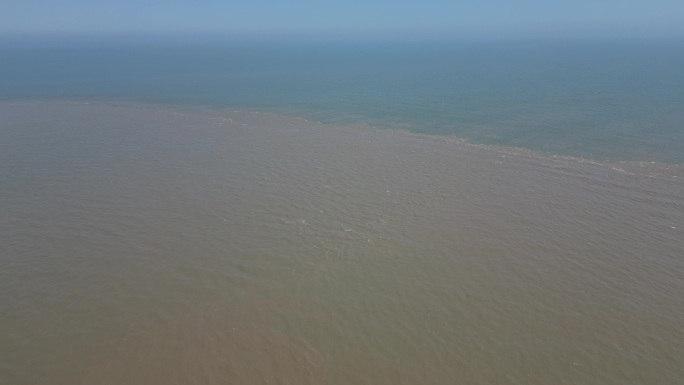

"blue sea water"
[2, 38, 684, 163]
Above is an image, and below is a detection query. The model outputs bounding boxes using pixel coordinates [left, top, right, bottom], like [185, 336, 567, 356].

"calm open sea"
[2, 39, 684, 162]
[1, 40, 683, 384]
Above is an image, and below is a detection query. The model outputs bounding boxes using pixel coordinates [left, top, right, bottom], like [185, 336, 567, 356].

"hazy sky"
[3, 0, 684, 39]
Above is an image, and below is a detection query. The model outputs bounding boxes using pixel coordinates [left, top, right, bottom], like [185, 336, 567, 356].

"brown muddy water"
[1, 102, 683, 384]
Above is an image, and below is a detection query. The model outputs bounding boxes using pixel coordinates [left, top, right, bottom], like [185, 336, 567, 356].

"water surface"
[2, 39, 684, 162]
[1, 102, 683, 384]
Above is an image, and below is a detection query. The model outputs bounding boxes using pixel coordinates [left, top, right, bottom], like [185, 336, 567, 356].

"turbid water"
[1, 101, 683, 384]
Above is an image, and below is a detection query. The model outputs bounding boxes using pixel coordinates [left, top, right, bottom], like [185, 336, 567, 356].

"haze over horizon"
[3, 0, 684, 41]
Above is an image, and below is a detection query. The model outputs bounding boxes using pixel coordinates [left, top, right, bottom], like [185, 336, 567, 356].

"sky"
[3, 0, 684, 40]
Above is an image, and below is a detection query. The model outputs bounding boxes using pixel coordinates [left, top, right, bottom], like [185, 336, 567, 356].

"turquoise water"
[2, 39, 684, 162]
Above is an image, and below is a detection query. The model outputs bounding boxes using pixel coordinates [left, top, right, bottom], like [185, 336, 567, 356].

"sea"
[1, 38, 683, 384]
